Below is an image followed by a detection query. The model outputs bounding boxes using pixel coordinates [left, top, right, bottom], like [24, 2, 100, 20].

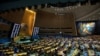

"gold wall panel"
[19, 8, 36, 36]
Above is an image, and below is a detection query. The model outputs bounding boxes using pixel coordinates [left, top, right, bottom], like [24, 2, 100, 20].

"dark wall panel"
[0, 9, 25, 24]
[95, 20, 100, 35]
[35, 10, 77, 36]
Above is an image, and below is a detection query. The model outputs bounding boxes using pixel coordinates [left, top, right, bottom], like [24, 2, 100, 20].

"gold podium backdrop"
[19, 8, 36, 36]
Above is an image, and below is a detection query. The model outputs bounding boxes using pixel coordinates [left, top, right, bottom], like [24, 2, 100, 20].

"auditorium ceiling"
[39, 3, 100, 21]
[0, 0, 100, 21]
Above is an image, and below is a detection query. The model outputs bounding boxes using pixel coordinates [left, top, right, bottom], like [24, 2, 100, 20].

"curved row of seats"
[0, 35, 100, 56]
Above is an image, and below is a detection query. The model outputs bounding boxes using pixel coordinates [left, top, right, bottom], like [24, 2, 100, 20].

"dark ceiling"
[0, 0, 99, 12]
[0, 0, 19, 4]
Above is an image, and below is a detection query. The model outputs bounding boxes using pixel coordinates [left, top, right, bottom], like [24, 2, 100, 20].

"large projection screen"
[77, 22, 95, 36]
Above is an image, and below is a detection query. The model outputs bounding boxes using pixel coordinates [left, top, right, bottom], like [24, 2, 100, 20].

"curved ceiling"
[0, 0, 99, 12]
[0, 0, 100, 21]
[39, 3, 100, 21]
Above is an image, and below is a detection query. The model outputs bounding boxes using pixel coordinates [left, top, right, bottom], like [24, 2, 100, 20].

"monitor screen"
[77, 22, 95, 36]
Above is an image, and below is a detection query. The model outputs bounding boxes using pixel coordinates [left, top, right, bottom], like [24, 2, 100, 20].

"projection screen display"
[78, 22, 95, 35]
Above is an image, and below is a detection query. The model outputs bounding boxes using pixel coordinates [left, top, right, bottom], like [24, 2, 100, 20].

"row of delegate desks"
[0, 37, 100, 56]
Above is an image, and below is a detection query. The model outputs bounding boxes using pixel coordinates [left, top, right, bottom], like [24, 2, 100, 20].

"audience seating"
[0, 35, 100, 56]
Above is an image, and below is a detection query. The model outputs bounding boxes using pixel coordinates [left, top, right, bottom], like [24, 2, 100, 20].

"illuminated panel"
[32, 27, 39, 39]
[11, 23, 20, 38]
[33, 27, 39, 36]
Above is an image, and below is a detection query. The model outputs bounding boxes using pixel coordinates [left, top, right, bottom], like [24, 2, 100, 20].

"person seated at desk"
[57, 47, 65, 56]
